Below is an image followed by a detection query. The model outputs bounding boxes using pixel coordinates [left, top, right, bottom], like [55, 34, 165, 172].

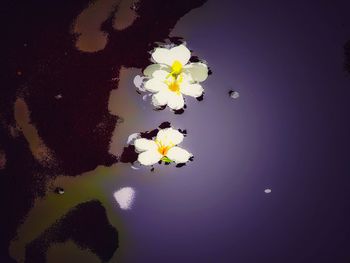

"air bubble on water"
[55, 187, 65, 195]
[127, 133, 140, 145]
[264, 188, 271, 194]
[55, 94, 63, 99]
[229, 90, 239, 99]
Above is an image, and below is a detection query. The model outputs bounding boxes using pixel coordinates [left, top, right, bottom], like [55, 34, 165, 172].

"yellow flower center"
[171, 60, 183, 76]
[156, 140, 173, 156]
[165, 74, 183, 95]
[168, 82, 180, 93]
[158, 145, 170, 155]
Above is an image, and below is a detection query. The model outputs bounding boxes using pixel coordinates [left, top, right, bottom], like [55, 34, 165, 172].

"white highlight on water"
[127, 133, 140, 144]
[113, 187, 135, 210]
[133, 75, 146, 91]
[264, 188, 272, 194]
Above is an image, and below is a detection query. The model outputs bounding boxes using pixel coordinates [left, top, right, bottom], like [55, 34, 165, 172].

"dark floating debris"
[154, 105, 166, 111]
[196, 94, 204, 101]
[176, 163, 186, 168]
[228, 90, 239, 99]
[54, 187, 65, 195]
[158, 122, 171, 129]
[150, 167, 155, 172]
[190, 56, 200, 63]
[140, 129, 158, 140]
[120, 145, 138, 163]
[178, 129, 187, 135]
[174, 108, 185, 115]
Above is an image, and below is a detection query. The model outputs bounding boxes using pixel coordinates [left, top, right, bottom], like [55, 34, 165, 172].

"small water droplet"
[229, 90, 239, 99]
[55, 94, 63, 99]
[54, 187, 65, 195]
[264, 188, 271, 194]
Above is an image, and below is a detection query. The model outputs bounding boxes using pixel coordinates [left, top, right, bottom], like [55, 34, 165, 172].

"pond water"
[3, 0, 350, 262]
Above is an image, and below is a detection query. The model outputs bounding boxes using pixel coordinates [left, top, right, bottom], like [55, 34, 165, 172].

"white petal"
[143, 64, 165, 77]
[113, 187, 135, 210]
[151, 47, 173, 66]
[144, 78, 167, 92]
[167, 92, 184, 110]
[152, 69, 170, 80]
[134, 138, 157, 152]
[184, 62, 208, 82]
[138, 150, 162, 166]
[152, 90, 168, 107]
[166, 146, 192, 163]
[169, 45, 191, 65]
[156, 128, 184, 146]
[180, 83, 204, 98]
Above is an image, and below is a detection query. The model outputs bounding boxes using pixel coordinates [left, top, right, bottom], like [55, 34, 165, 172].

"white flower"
[134, 127, 192, 166]
[145, 44, 209, 82]
[142, 44, 208, 110]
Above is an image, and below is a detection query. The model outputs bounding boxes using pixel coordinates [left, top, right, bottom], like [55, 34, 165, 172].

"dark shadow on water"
[344, 40, 350, 75]
[25, 200, 118, 263]
[1, 0, 207, 261]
